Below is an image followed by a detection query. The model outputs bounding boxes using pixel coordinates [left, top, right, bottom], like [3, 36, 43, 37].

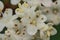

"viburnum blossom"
[42, 3, 60, 25]
[0, 0, 58, 40]
[0, 8, 18, 32]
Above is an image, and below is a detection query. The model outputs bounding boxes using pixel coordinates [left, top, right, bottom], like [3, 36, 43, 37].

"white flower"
[42, 5, 60, 25]
[6, 19, 22, 30]
[1, 8, 18, 23]
[40, 30, 50, 40]
[5, 28, 32, 40]
[0, 8, 17, 23]
[0, 8, 18, 32]
[15, 3, 36, 18]
[40, 23, 57, 40]
[36, 14, 47, 23]
[47, 23, 57, 35]
[0, 0, 58, 40]
[26, 24, 38, 35]
[4, 29, 16, 40]
[3, 8, 13, 18]
[21, 13, 47, 35]
[10, 0, 21, 5]
[47, 14, 60, 25]
[15, 2, 30, 17]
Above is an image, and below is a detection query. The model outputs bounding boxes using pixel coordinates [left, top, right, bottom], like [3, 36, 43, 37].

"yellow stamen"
[47, 31, 50, 37]
[48, 27, 53, 30]
[23, 2, 29, 8]
[18, 3, 21, 8]
[16, 8, 24, 13]
[30, 19, 37, 25]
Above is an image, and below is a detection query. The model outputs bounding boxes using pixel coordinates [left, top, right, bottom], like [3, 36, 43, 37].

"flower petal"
[37, 15, 47, 23]
[37, 23, 46, 29]
[0, 34, 4, 40]
[41, 0, 52, 7]
[26, 24, 38, 35]
[40, 31, 50, 40]
[10, 0, 21, 5]
[0, 1, 4, 10]
[50, 27, 57, 35]
[0, 23, 5, 32]
[3, 8, 13, 18]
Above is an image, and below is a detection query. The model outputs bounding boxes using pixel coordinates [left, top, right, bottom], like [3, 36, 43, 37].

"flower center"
[16, 8, 24, 13]
[52, 8, 59, 14]
[30, 19, 37, 25]
[23, 2, 29, 8]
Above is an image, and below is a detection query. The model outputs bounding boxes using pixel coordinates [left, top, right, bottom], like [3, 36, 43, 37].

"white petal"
[0, 34, 4, 40]
[40, 31, 50, 40]
[40, 31, 45, 39]
[0, 1, 4, 10]
[6, 21, 14, 29]
[38, 23, 49, 31]
[37, 23, 46, 29]
[15, 8, 25, 17]
[10, 0, 21, 5]
[3, 8, 13, 18]
[0, 23, 5, 32]
[10, 15, 18, 21]
[37, 15, 47, 23]
[21, 17, 30, 26]
[24, 0, 41, 6]
[46, 13, 60, 25]
[25, 6, 36, 18]
[41, 0, 52, 7]
[50, 27, 57, 35]
[26, 24, 38, 35]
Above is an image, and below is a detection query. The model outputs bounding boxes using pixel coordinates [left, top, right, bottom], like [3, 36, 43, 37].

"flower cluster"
[0, 0, 58, 40]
